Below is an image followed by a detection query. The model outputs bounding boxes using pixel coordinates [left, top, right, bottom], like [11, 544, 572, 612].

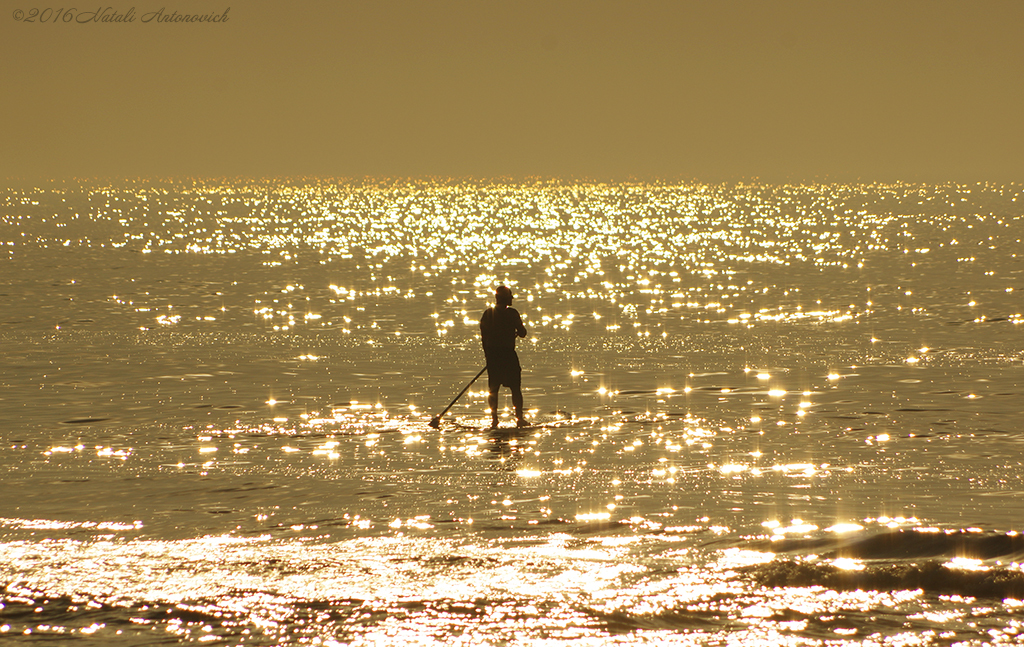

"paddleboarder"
[480, 285, 528, 428]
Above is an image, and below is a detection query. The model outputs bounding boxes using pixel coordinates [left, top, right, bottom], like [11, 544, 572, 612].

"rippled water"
[2, 179, 1024, 644]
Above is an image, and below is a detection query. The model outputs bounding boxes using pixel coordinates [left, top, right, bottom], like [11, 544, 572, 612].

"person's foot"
[490, 419, 500, 429]
[516, 417, 529, 428]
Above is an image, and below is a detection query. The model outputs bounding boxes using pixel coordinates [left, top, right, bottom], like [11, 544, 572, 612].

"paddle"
[428, 366, 487, 428]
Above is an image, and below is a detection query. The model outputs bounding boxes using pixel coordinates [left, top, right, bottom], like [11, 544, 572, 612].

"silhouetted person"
[480, 285, 528, 428]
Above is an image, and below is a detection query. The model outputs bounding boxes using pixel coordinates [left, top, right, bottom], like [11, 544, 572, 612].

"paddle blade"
[428, 416, 441, 429]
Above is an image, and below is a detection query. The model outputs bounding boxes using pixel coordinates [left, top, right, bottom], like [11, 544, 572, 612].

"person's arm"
[480, 308, 492, 349]
[514, 310, 527, 338]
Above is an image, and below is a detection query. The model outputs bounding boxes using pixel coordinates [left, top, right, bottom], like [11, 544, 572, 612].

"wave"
[733, 527, 1024, 599]
[746, 527, 1024, 561]
[741, 559, 1024, 598]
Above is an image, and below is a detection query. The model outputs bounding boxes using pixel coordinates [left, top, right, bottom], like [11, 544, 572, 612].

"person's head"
[495, 285, 513, 307]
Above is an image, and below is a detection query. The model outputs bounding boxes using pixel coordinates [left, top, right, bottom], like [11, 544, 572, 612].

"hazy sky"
[2, 1, 1022, 182]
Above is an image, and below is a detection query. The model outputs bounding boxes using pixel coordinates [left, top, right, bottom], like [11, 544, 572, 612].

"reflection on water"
[2, 525, 1023, 644]
[2, 179, 1024, 644]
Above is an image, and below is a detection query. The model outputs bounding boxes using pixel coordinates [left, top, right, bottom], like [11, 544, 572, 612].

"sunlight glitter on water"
[3, 524, 1022, 645]
[6, 181, 1020, 340]
[4, 179, 1024, 644]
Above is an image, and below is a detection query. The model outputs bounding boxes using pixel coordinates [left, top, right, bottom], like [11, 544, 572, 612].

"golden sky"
[2, 0, 1022, 182]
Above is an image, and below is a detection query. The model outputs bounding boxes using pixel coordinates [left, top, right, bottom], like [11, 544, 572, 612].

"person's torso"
[482, 307, 519, 353]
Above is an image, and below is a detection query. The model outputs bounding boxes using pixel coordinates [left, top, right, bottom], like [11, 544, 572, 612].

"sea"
[1, 178, 1023, 645]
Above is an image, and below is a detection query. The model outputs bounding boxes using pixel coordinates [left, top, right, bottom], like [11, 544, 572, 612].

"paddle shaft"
[432, 366, 487, 423]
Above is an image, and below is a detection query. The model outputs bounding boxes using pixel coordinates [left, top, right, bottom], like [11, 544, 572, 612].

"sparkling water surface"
[2, 179, 1024, 644]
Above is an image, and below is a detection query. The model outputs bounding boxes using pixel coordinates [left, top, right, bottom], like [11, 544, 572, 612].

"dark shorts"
[486, 350, 521, 390]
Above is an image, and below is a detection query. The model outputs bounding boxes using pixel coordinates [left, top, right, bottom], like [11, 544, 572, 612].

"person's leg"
[511, 386, 525, 425]
[488, 374, 500, 428]
[509, 354, 525, 425]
